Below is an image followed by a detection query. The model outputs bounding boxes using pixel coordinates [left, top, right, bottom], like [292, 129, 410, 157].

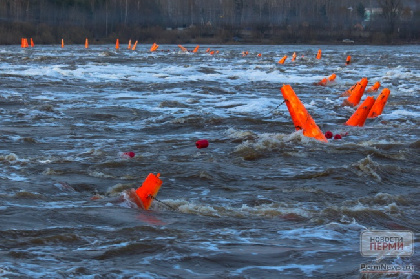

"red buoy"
[196, 139, 209, 149]
[325, 131, 333, 139]
[334, 134, 342, 140]
[120, 151, 135, 158]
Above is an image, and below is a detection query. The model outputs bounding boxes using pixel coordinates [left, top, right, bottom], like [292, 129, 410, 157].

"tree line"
[0, 0, 418, 45]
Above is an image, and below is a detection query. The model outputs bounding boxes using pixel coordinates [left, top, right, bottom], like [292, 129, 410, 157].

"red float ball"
[334, 134, 342, 140]
[196, 139, 209, 149]
[325, 131, 333, 139]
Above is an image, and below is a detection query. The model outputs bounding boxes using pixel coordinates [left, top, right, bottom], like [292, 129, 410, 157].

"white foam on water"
[233, 264, 324, 277]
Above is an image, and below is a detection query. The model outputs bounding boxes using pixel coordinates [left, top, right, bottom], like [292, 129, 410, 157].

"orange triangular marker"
[128, 39, 131, 49]
[150, 43, 159, 52]
[178, 44, 188, 52]
[367, 88, 390, 118]
[367, 81, 381, 93]
[316, 49, 322, 59]
[30, 38, 34, 47]
[85, 38, 89, 48]
[206, 48, 210, 53]
[61, 39, 64, 48]
[134, 173, 163, 210]
[280, 85, 327, 142]
[193, 45, 199, 53]
[345, 55, 351, 65]
[292, 52, 297, 61]
[278, 55, 287, 64]
[345, 77, 368, 106]
[345, 96, 375, 126]
[116, 39, 119, 50]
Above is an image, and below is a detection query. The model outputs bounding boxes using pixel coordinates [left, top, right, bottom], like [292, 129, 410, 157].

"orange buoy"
[257, 53, 262, 57]
[278, 55, 287, 64]
[316, 49, 322, 59]
[178, 44, 188, 52]
[367, 81, 381, 93]
[280, 85, 327, 142]
[132, 40, 138, 50]
[132, 173, 163, 210]
[61, 39, 64, 48]
[30, 38, 34, 47]
[345, 96, 375, 126]
[128, 39, 131, 49]
[116, 39, 119, 50]
[345, 77, 368, 106]
[345, 55, 351, 65]
[292, 52, 297, 61]
[150, 43, 159, 52]
[193, 45, 199, 53]
[328, 73, 336, 82]
[210, 51, 215, 55]
[196, 139, 209, 149]
[206, 48, 210, 53]
[85, 38, 89, 49]
[367, 88, 390, 118]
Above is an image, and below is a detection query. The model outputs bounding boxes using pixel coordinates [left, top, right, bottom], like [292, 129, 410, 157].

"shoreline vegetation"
[0, 0, 419, 46]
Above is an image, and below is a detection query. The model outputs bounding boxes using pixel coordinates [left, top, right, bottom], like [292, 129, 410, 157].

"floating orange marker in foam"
[292, 52, 297, 61]
[367, 81, 381, 93]
[345, 55, 351, 65]
[328, 73, 336, 82]
[316, 49, 322, 59]
[210, 51, 215, 55]
[193, 45, 199, 53]
[128, 39, 131, 49]
[206, 48, 210, 53]
[345, 77, 368, 106]
[178, 45, 188, 52]
[345, 96, 375, 126]
[367, 88, 390, 118]
[116, 39, 119, 50]
[21, 38, 24, 48]
[278, 55, 287, 64]
[316, 73, 336, 86]
[280, 85, 327, 142]
[150, 43, 159, 52]
[132, 40, 138, 50]
[85, 38, 89, 48]
[257, 53, 262, 57]
[133, 173, 163, 210]
[30, 38, 34, 47]
[61, 39, 64, 48]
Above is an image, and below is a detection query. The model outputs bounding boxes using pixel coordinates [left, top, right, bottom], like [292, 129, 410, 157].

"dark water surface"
[0, 44, 419, 278]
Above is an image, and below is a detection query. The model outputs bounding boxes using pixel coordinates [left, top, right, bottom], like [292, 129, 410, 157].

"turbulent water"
[0, 44, 419, 278]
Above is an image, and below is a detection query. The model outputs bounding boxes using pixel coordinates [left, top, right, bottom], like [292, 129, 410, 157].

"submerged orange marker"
[132, 40, 138, 50]
[278, 55, 287, 64]
[206, 48, 210, 53]
[292, 52, 297, 61]
[316, 49, 322, 59]
[193, 45, 199, 53]
[134, 173, 163, 210]
[367, 81, 381, 93]
[367, 88, 390, 118]
[128, 39, 131, 49]
[178, 44, 188, 52]
[116, 39, 119, 50]
[280, 85, 327, 142]
[85, 38, 89, 48]
[345, 96, 375, 126]
[61, 39, 64, 48]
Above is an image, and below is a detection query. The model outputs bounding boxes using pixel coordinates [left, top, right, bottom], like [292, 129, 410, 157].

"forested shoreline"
[0, 0, 419, 45]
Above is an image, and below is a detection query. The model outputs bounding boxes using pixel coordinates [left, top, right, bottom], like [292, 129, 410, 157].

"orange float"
[367, 88, 390, 118]
[133, 173, 163, 210]
[115, 39, 119, 50]
[150, 43, 159, 52]
[178, 44, 188, 52]
[61, 39, 64, 48]
[316, 49, 322, 59]
[278, 55, 287, 64]
[345, 77, 368, 106]
[345, 96, 375, 126]
[367, 81, 381, 93]
[345, 55, 351, 65]
[30, 38, 34, 47]
[85, 38, 89, 48]
[128, 39, 131, 49]
[132, 40, 138, 50]
[193, 45, 199, 53]
[280, 85, 327, 142]
[292, 52, 297, 61]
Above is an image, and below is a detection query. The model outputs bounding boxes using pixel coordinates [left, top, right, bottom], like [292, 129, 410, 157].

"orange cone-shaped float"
[30, 38, 34, 47]
[150, 43, 159, 52]
[85, 38, 89, 48]
[206, 48, 210, 53]
[193, 45, 199, 53]
[367, 88, 390, 118]
[61, 39, 64, 48]
[367, 81, 381, 93]
[292, 52, 297, 61]
[328, 73, 337, 82]
[178, 44, 188, 52]
[280, 85, 327, 142]
[279, 55, 287, 64]
[345, 77, 368, 106]
[133, 173, 163, 210]
[132, 40, 138, 50]
[316, 49, 322, 59]
[345, 96, 375, 126]
[115, 39, 119, 50]
[128, 39, 132, 49]
[345, 55, 351, 65]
